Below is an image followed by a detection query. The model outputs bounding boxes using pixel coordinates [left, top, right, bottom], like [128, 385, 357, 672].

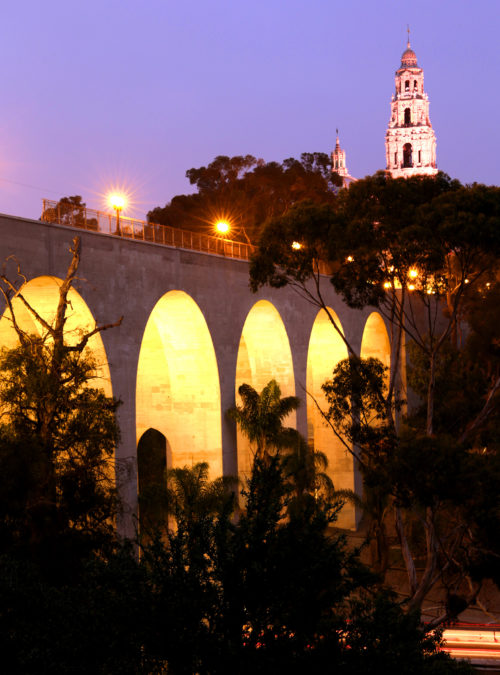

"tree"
[42, 195, 98, 230]
[148, 153, 338, 244]
[249, 172, 500, 625]
[280, 432, 334, 516]
[0, 237, 122, 573]
[227, 379, 300, 461]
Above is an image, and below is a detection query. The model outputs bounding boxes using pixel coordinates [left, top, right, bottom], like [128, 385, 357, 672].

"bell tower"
[385, 31, 437, 178]
[331, 130, 356, 188]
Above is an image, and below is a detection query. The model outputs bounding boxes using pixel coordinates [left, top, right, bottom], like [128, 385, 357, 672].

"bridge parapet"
[41, 198, 255, 261]
[41, 199, 333, 274]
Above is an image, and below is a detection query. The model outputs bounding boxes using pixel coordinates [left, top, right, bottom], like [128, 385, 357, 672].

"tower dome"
[401, 42, 418, 67]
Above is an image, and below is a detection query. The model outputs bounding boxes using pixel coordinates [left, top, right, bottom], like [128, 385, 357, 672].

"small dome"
[401, 43, 418, 67]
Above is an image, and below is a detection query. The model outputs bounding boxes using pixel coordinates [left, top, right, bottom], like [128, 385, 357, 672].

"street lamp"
[109, 193, 126, 235]
[215, 220, 230, 236]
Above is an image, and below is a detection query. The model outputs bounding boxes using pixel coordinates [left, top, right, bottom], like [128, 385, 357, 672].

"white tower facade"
[385, 38, 437, 178]
[332, 131, 356, 188]
[332, 133, 349, 177]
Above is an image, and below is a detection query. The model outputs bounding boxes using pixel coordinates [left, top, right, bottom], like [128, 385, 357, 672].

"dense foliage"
[0, 237, 121, 574]
[148, 153, 339, 243]
[250, 172, 500, 624]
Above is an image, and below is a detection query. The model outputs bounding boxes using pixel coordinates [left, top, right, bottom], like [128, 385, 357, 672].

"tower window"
[394, 152, 398, 167]
[413, 80, 418, 90]
[405, 80, 410, 91]
[418, 150, 421, 164]
[404, 108, 411, 125]
[403, 143, 413, 168]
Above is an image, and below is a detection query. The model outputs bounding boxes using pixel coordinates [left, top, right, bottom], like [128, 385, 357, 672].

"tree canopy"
[148, 153, 341, 244]
[0, 237, 122, 573]
[249, 171, 500, 625]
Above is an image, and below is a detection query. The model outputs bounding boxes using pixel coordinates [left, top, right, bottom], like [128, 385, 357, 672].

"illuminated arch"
[235, 300, 295, 482]
[360, 311, 391, 374]
[0, 275, 112, 397]
[136, 290, 222, 479]
[306, 308, 355, 528]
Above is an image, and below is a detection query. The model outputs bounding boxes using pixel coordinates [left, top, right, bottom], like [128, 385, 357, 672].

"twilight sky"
[0, 0, 499, 221]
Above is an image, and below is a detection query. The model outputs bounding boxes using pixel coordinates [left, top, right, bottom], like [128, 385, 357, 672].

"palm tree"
[280, 433, 334, 513]
[227, 380, 300, 461]
[166, 462, 237, 531]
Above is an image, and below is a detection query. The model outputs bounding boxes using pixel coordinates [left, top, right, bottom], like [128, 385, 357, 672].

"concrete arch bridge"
[0, 213, 395, 534]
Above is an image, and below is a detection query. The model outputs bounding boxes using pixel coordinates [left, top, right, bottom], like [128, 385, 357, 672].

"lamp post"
[109, 194, 126, 235]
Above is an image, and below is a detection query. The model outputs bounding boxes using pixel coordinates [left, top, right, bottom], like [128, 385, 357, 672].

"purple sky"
[1, 0, 499, 221]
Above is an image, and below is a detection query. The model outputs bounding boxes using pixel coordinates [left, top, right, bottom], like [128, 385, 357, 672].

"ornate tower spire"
[385, 35, 437, 178]
[332, 129, 349, 178]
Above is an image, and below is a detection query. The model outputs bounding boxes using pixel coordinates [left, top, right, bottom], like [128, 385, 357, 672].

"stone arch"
[0, 275, 112, 397]
[306, 308, 356, 528]
[235, 299, 295, 483]
[136, 290, 222, 479]
[360, 311, 391, 387]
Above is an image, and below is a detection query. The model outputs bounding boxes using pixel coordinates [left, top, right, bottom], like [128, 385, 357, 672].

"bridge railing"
[40, 199, 331, 273]
[41, 199, 256, 261]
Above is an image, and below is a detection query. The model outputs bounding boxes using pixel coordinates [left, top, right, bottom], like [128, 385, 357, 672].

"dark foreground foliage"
[0, 459, 473, 674]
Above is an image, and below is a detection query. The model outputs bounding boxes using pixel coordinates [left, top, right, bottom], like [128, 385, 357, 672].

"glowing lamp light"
[408, 283, 416, 291]
[291, 241, 302, 250]
[215, 221, 230, 235]
[107, 192, 127, 236]
[109, 193, 126, 211]
[383, 281, 392, 289]
[408, 268, 418, 279]
[346, 255, 354, 262]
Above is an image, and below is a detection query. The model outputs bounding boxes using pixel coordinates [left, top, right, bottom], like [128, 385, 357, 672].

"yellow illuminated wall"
[360, 311, 391, 377]
[306, 308, 355, 528]
[136, 290, 222, 478]
[0, 275, 112, 397]
[235, 300, 296, 483]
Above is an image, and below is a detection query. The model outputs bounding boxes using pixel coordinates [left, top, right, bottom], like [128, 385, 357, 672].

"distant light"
[109, 193, 126, 211]
[383, 281, 391, 289]
[464, 278, 470, 284]
[346, 255, 354, 262]
[215, 221, 230, 235]
[291, 241, 302, 250]
[408, 268, 418, 279]
[408, 283, 415, 291]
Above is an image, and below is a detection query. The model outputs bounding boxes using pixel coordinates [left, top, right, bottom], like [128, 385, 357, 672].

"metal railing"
[41, 199, 256, 261]
[40, 199, 332, 274]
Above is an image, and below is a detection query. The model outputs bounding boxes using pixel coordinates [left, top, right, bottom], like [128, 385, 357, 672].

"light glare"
[108, 193, 126, 211]
[215, 221, 230, 235]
